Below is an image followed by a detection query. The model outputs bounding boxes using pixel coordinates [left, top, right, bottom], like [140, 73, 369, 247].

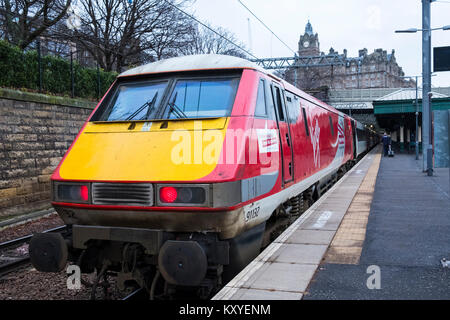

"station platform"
[304, 153, 450, 299]
[213, 147, 450, 300]
[213, 147, 382, 300]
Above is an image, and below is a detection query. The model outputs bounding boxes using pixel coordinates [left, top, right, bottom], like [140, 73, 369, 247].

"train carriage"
[29, 54, 378, 298]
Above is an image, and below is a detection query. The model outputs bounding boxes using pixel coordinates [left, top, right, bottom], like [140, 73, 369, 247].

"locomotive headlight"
[160, 187, 178, 203]
[53, 182, 90, 203]
[157, 185, 208, 206]
[177, 187, 193, 202]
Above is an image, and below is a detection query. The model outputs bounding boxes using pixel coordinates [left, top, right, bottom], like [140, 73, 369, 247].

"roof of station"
[375, 88, 448, 101]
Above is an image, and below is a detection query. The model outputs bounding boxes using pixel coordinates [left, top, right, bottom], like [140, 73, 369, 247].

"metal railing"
[1, 39, 115, 101]
[35, 39, 104, 100]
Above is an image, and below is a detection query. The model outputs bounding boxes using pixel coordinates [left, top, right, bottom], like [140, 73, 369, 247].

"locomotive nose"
[158, 240, 208, 286]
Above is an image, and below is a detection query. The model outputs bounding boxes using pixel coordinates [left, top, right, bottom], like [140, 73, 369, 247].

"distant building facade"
[285, 21, 415, 92]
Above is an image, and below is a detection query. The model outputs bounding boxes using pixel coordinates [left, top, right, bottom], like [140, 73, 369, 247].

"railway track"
[0, 225, 67, 278]
[1, 226, 152, 300]
[121, 287, 147, 301]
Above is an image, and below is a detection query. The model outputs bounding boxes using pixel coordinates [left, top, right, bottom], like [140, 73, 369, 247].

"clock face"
[303, 41, 310, 48]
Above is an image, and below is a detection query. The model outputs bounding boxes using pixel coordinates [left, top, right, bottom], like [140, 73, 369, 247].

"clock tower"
[298, 20, 320, 56]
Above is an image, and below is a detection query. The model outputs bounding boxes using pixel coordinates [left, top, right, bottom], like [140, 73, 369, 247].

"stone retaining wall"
[0, 88, 96, 218]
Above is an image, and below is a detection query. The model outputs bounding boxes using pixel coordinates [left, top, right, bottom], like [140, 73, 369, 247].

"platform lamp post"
[413, 75, 420, 161]
[414, 76, 419, 160]
[395, 0, 450, 176]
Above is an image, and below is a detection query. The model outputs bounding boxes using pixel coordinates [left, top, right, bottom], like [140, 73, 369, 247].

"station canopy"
[373, 88, 449, 115]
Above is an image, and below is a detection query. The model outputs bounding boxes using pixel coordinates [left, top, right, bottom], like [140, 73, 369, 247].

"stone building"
[285, 21, 415, 92]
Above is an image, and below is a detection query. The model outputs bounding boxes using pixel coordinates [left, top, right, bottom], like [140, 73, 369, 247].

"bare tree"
[0, 0, 248, 69]
[0, 0, 71, 49]
[144, 4, 196, 61]
[285, 65, 332, 90]
[179, 22, 248, 58]
[283, 65, 331, 100]
[64, 0, 194, 72]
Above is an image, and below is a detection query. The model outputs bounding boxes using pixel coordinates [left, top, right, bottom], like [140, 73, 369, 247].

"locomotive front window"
[92, 74, 241, 122]
[164, 78, 240, 119]
[99, 81, 168, 121]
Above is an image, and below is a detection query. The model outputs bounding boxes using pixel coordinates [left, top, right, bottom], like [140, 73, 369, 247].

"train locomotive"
[29, 54, 379, 298]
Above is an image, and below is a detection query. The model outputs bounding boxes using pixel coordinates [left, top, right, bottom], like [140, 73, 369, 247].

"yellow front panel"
[59, 119, 229, 181]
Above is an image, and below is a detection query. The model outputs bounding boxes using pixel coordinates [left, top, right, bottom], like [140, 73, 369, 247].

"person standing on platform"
[382, 132, 391, 156]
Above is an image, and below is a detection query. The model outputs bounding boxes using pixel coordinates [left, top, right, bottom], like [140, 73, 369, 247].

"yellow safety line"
[323, 147, 382, 265]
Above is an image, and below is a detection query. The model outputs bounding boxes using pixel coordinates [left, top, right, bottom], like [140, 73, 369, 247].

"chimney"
[359, 48, 368, 57]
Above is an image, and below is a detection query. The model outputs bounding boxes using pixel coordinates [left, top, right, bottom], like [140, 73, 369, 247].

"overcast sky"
[190, 0, 450, 87]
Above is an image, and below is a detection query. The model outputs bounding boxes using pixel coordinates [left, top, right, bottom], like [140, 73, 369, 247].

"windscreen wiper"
[167, 92, 187, 119]
[125, 92, 158, 121]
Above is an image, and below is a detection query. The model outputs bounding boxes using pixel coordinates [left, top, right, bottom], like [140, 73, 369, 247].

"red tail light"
[160, 187, 178, 203]
[55, 183, 89, 203]
[80, 185, 89, 201]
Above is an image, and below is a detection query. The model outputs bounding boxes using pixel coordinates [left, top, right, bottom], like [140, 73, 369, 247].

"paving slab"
[268, 243, 328, 264]
[229, 288, 303, 300]
[301, 210, 347, 231]
[244, 262, 317, 293]
[282, 229, 335, 245]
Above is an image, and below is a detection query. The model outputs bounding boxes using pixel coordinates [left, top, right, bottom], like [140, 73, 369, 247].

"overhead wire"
[236, 0, 297, 56]
[163, 0, 260, 59]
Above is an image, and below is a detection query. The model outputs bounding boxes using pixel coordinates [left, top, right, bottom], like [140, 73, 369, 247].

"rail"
[0, 225, 67, 277]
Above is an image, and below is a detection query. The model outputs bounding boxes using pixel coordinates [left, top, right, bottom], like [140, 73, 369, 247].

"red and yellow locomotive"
[29, 54, 378, 297]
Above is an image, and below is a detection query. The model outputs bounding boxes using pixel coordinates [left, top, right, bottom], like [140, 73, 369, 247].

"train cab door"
[351, 119, 357, 159]
[270, 83, 294, 184]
